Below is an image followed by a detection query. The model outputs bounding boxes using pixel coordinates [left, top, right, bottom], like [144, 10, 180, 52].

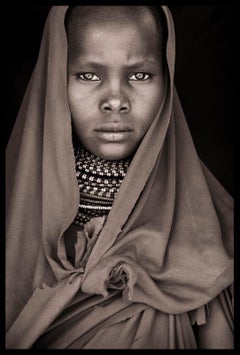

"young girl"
[6, 6, 233, 349]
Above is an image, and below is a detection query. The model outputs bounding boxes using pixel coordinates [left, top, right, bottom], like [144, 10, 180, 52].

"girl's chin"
[90, 143, 135, 161]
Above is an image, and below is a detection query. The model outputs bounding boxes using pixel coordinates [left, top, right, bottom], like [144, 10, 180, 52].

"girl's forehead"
[67, 6, 161, 41]
[67, 6, 162, 57]
[68, 22, 162, 64]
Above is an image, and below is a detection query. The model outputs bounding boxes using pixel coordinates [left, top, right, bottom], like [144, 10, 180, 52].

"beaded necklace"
[73, 142, 132, 226]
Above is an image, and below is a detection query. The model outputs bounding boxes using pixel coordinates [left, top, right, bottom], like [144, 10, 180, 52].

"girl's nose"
[99, 93, 130, 114]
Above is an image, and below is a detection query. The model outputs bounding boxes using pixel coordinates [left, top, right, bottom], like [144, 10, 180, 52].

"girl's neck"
[73, 140, 132, 226]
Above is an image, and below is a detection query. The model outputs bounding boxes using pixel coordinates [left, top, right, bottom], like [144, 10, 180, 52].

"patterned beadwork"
[73, 143, 131, 226]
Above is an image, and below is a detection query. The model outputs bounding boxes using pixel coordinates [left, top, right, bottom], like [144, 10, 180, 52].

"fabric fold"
[6, 275, 82, 348]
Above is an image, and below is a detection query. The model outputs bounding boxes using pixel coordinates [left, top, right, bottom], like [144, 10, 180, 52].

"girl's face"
[67, 6, 165, 160]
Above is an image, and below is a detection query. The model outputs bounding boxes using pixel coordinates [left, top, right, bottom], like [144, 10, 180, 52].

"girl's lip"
[94, 130, 132, 142]
[95, 124, 133, 133]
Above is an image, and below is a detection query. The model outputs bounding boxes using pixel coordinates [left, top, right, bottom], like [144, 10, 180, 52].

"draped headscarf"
[6, 5, 233, 348]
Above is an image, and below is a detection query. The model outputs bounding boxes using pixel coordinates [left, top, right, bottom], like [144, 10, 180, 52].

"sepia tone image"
[5, 5, 234, 349]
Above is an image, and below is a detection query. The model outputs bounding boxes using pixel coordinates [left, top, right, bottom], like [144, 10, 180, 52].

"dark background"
[4, 5, 235, 196]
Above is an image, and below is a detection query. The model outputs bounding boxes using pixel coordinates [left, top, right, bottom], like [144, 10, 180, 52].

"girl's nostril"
[104, 106, 111, 111]
[100, 96, 130, 113]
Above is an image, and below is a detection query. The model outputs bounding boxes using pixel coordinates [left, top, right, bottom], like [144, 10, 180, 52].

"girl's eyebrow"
[74, 60, 105, 69]
[72, 58, 160, 69]
[125, 59, 160, 69]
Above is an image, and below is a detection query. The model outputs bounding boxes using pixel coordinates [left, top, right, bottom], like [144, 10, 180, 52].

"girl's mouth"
[95, 124, 133, 142]
[94, 130, 132, 142]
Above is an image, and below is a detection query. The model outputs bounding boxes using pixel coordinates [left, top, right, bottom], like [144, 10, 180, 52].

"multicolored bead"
[73, 143, 132, 226]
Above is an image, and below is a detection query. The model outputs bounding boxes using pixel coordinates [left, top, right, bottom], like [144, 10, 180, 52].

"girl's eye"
[128, 72, 151, 81]
[78, 72, 100, 81]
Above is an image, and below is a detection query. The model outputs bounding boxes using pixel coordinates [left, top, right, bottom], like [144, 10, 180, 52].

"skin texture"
[67, 6, 165, 160]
